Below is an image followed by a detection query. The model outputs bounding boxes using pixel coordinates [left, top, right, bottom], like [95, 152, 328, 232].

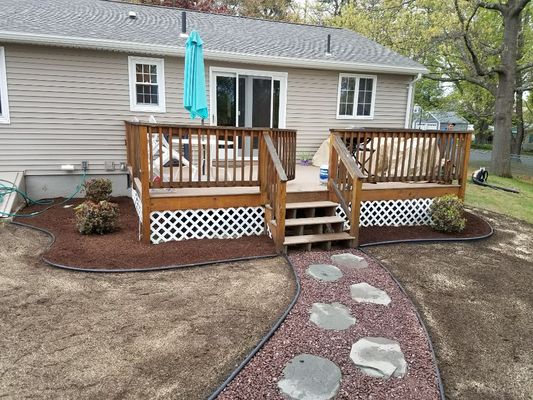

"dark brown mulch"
[16, 197, 276, 270]
[359, 211, 492, 246]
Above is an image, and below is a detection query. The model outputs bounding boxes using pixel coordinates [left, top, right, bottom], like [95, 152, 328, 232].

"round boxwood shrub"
[75, 200, 119, 235]
[429, 195, 466, 233]
[83, 178, 112, 203]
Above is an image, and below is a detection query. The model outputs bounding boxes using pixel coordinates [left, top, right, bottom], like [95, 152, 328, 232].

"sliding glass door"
[211, 68, 287, 129]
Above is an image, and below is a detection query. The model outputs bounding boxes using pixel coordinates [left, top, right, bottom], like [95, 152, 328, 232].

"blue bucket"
[319, 165, 328, 185]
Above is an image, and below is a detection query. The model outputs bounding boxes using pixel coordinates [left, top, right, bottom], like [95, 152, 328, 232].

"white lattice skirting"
[150, 207, 265, 244]
[336, 198, 434, 229]
[131, 188, 142, 220]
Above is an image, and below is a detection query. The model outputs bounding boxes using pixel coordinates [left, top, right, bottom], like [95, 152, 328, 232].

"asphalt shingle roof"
[0, 0, 425, 72]
[430, 111, 469, 124]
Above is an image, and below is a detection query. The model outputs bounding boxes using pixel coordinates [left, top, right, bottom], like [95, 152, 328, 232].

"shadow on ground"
[0, 224, 295, 399]
[364, 209, 533, 400]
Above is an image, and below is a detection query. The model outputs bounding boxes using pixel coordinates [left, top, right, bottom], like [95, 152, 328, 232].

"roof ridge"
[101, 0, 344, 30]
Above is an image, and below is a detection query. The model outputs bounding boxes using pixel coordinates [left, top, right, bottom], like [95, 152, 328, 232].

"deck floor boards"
[149, 165, 459, 198]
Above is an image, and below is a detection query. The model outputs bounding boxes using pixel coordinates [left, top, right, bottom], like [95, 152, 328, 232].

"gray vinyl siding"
[0, 43, 411, 174]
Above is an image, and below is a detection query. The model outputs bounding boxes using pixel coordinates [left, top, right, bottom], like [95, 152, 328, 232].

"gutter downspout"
[404, 73, 422, 128]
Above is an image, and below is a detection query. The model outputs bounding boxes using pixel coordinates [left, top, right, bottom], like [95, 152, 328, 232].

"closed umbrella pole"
[183, 30, 208, 123]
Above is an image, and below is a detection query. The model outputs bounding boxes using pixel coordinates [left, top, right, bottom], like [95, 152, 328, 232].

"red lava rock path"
[218, 249, 440, 400]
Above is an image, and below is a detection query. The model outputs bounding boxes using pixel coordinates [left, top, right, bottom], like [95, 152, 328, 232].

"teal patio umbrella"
[183, 30, 208, 121]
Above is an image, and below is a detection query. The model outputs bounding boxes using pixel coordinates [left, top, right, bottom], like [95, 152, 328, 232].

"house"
[0, 0, 473, 252]
[0, 0, 427, 199]
[412, 111, 470, 131]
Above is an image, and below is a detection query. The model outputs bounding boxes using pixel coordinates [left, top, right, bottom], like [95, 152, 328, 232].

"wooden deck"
[126, 123, 471, 251]
[149, 164, 461, 204]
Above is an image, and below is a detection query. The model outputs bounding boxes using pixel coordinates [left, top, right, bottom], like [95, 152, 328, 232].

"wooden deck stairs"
[269, 200, 356, 252]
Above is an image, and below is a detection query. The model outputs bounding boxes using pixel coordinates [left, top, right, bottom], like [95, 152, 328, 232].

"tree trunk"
[491, 10, 521, 177]
[513, 86, 525, 155]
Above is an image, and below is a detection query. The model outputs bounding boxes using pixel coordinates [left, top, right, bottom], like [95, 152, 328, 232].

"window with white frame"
[0, 47, 10, 124]
[128, 56, 166, 113]
[337, 74, 376, 119]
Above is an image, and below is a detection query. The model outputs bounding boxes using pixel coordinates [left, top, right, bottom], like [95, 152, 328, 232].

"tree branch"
[426, 74, 497, 96]
[517, 62, 533, 72]
[454, 0, 501, 76]
[477, 1, 505, 12]
[512, 0, 532, 16]
[516, 84, 533, 92]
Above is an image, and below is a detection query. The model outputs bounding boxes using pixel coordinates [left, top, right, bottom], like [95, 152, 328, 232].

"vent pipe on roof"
[180, 11, 189, 38]
[325, 34, 332, 56]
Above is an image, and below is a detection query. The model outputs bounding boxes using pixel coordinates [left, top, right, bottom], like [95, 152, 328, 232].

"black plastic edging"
[359, 248, 447, 400]
[207, 254, 301, 400]
[359, 225, 494, 248]
[10, 221, 278, 273]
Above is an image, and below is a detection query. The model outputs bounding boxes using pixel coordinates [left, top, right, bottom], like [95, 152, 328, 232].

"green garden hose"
[0, 171, 87, 218]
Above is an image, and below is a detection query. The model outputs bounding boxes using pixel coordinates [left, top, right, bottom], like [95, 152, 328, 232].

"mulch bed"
[15, 197, 276, 270]
[219, 249, 440, 400]
[359, 211, 492, 246]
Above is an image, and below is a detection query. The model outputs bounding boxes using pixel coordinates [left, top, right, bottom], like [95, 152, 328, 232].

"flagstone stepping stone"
[350, 282, 391, 305]
[306, 264, 343, 282]
[350, 337, 408, 379]
[331, 253, 368, 269]
[309, 302, 356, 331]
[277, 354, 342, 400]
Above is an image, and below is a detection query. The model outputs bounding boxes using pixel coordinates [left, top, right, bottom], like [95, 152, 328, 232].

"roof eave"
[0, 30, 429, 75]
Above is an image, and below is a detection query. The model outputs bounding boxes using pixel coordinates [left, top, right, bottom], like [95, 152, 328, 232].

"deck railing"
[261, 132, 288, 252]
[125, 122, 296, 189]
[331, 128, 472, 191]
[328, 134, 366, 246]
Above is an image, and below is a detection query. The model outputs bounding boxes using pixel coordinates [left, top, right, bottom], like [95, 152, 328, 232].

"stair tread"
[284, 232, 355, 245]
[285, 201, 339, 209]
[285, 216, 344, 226]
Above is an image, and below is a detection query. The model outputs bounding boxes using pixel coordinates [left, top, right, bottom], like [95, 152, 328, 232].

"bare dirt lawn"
[364, 209, 533, 400]
[0, 223, 295, 399]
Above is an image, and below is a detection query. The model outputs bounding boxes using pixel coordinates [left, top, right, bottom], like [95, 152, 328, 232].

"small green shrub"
[429, 195, 466, 233]
[75, 200, 119, 235]
[83, 178, 112, 202]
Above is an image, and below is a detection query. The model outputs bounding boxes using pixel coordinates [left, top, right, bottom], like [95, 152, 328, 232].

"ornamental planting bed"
[359, 211, 492, 246]
[16, 197, 277, 270]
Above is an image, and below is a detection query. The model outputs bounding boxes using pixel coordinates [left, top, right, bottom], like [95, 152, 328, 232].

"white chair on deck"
[151, 134, 198, 183]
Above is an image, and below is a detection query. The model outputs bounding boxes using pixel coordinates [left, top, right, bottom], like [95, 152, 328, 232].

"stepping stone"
[309, 302, 356, 331]
[350, 337, 408, 379]
[306, 264, 343, 282]
[331, 253, 368, 269]
[278, 354, 341, 400]
[350, 282, 391, 305]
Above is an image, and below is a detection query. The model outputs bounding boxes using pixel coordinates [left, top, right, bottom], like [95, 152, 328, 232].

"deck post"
[349, 177, 362, 247]
[259, 131, 268, 204]
[458, 133, 472, 200]
[275, 181, 287, 253]
[139, 125, 152, 244]
[327, 132, 338, 202]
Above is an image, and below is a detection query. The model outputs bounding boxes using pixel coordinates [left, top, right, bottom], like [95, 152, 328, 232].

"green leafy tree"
[224, 0, 295, 19]
[133, 0, 231, 12]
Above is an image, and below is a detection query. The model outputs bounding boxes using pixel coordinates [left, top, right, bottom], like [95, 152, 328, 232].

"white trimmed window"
[128, 56, 166, 113]
[0, 47, 10, 124]
[336, 74, 376, 119]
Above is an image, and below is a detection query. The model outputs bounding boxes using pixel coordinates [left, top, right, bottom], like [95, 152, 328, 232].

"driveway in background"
[470, 149, 533, 176]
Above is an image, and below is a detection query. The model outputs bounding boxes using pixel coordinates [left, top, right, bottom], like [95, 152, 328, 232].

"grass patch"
[465, 170, 533, 224]
[470, 143, 533, 156]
